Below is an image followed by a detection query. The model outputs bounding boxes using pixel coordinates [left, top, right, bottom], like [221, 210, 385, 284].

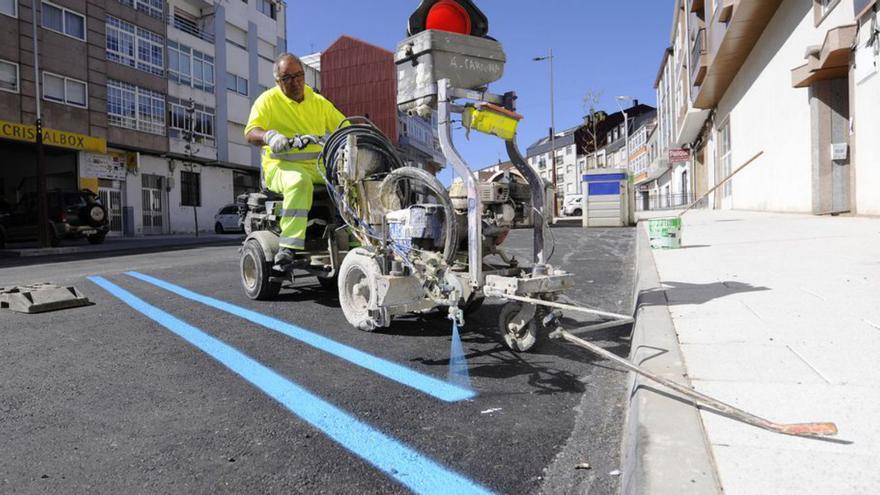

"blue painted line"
[124, 271, 476, 403]
[88, 276, 494, 495]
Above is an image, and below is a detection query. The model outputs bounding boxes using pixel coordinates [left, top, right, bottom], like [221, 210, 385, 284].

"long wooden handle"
[677, 150, 764, 218]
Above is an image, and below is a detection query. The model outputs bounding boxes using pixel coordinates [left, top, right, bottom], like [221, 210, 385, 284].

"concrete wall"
[853, 9, 880, 215]
[167, 162, 235, 234]
[715, 0, 854, 212]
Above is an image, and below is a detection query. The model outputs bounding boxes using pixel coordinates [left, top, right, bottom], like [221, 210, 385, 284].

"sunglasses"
[277, 72, 305, 83]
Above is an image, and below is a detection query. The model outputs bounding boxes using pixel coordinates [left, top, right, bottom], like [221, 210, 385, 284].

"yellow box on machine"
[462, 103, 523, 141]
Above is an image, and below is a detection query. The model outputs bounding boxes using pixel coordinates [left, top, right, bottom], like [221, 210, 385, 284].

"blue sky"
[288, 1, 673, 181]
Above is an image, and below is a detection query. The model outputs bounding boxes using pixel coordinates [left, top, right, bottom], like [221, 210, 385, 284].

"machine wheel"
[498, 303, 545, 352]
[240, 239, 281, 300]
[338, 248, 383, 331]
[215, 222, 225, 234]
[572, 208, 583, 217]
[0, 229, 6, 249]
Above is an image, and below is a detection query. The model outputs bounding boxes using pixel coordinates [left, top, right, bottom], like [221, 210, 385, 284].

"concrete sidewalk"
[0, 233, 242, 258]
[637, 210, 880, 494]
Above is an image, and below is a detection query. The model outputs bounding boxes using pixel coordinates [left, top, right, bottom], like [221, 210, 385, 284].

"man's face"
[276, 58, 306, 102]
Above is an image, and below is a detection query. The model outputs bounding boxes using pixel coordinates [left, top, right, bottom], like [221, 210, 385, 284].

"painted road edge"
[618, 223, 722, 494]
[88, 276, 494, 495]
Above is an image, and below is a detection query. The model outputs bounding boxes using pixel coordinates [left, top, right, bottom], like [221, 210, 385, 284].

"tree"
[582, 90, 605, 169]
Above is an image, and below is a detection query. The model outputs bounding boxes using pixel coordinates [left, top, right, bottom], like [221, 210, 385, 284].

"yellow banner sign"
[0, 119, 107, 153]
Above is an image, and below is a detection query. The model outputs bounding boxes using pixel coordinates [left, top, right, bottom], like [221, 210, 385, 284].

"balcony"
[168, 13, 214, 43]
[690, 28, 709, 87]
[692, 0, 785, 109]
[791, 24, 857, 88]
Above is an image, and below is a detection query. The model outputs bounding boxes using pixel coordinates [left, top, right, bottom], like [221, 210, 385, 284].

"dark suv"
[0, 190, 110, 248]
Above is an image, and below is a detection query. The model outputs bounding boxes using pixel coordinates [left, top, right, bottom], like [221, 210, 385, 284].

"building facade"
[657, 0, 880, 215]
[320, 35, 443, 173]
[0, 0, 286, 237]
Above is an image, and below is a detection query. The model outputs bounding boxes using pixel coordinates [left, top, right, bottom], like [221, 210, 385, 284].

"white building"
[525, 128, 582, 199]
[144, 0, 286, 235]
[660, 0, 879, 215]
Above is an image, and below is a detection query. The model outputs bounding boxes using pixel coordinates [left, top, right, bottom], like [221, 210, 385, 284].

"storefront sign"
[0, 119, 107, 153]
[82, 152, 128, 180]
[668, 148, 691, 163]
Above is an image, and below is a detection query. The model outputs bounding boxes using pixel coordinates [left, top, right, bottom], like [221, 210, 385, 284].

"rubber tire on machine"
[87, 233, 106, 245]
[240, 239, 281, 300]
[498, 303, 546, 353]
[338, 247, 383, 332]
[573, 209, 583, 217]
[215, 222, 225, 234]
[0, 229, 5, 249]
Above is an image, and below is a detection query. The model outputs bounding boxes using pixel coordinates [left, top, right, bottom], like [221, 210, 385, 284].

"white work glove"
[264, 130, 292, 154]
[290, 135, 319, 150]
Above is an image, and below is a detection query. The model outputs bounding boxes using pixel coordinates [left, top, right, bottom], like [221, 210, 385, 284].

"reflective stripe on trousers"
[265, 164, 317, 250]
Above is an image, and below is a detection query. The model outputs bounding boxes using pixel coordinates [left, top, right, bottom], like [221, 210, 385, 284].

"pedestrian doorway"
[810, 77, 851, 214]
[98, 179, 124, 236]
[141, 174, 167, 235]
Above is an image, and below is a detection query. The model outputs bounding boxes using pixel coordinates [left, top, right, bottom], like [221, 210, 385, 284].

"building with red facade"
[320, 35, 444, 171]
[320, 36, 399, 144]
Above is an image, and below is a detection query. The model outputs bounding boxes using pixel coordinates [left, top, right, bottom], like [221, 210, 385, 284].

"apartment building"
[525, 128, 581, 198]
[659, 0, 879, 215]
[0, 0, 286, 237]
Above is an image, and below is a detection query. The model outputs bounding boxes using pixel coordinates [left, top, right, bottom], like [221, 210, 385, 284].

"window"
[718, 121, 732, 199]
[1, 0, 16, 18]
[42, 2, 85, 40]
[107, 79, 165, 135]
[117, 0, 163, 19]
[167, 97, 215, 146]
[226, 73, 248, 96]
[43, 72, 87, 107]
[181, 171, 201, 206]
[168, 41, 214, 92]
[0, 59, 18, 93]
[257, 0, 276, 19]
[566, 145, 573, 155]
[106, 16, 164, 76]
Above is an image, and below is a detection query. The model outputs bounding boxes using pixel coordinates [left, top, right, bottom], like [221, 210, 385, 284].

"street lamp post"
[533, 49, 558, 216]
[32, 0, 50, 247]
[616, 96, 634, 172]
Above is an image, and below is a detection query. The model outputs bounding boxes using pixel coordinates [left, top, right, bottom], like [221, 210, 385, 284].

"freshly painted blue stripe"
[124, 271, 476, 403]
[588, 182, 621, 196]
[583, 173, 627, 182]
[88, 276, 493, 495]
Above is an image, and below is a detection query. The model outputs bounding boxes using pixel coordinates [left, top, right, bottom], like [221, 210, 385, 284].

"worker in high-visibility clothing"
[245, 53, 345, 266]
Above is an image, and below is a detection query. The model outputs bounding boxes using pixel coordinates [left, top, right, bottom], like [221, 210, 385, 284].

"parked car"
[214, 204, 244, 234]
[0, 190, 110, 248]
[562, 195, 584, 217]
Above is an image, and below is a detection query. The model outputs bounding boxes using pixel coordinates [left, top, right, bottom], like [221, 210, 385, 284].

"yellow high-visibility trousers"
[265, 161, 325, 250]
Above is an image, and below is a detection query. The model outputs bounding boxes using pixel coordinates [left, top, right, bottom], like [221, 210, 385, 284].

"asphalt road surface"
[0, 226, 636, 494]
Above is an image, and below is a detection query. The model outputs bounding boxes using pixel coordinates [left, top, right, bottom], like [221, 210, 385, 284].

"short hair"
[273, 53, 302, 80]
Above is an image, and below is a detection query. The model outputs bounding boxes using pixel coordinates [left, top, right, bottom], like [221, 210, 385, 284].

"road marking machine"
[237, 0, 839, 439]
